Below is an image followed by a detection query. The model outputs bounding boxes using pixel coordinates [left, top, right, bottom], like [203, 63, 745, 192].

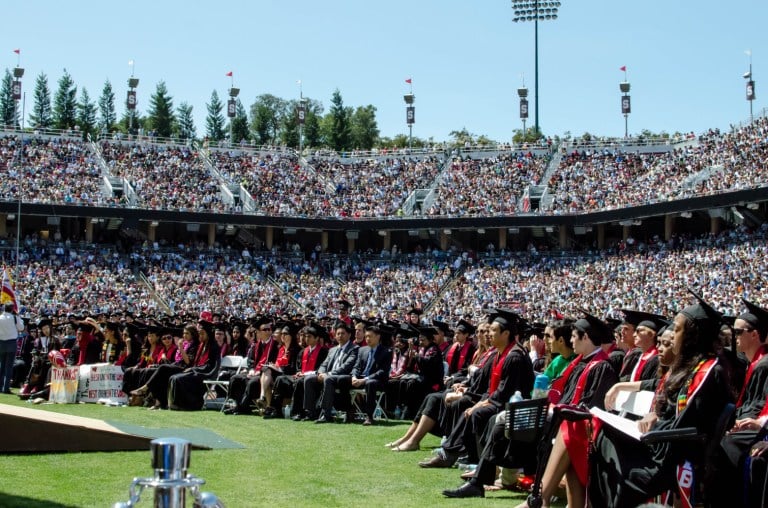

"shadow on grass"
[0, 493, 78, 508]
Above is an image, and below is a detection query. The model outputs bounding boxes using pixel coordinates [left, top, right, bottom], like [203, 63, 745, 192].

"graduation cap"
[197, 318, 215, 337]
[620, 309, 670, 333]
[304, 322, 329, 341]
[680, 289, 723, 330]
[739, 298, 768, 338]
[336, 299, 352, 310]
[605, 317, 623, 332]
[103, 321, 121, 333]
[486, 308, 521, 332]
[455, 319, 476, 335]
[251, 316, 273, 328]
[397, 322, 420, 339]
[574, 310, 615, 345]
[432, 320, 452, 334]
[36, 317, 53, 329]
[418, 326, 439, 341]
[333, 319, 354, 333]
[405, 306, 424, 316]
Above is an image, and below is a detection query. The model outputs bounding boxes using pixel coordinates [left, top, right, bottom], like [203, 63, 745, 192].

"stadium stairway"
[423, 264, 466, 316]
[136, 270, 173, 314]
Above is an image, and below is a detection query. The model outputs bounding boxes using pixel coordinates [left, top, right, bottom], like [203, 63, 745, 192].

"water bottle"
[394, 406, 402, 420]
[532, 374, 550, 399]
[283, 404, 292, 419]
[509, 390, 523, 404]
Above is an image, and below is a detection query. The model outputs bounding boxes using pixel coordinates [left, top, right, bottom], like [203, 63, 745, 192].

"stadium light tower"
[620, 66, 631, 138]
[745, 50, 755, 123]
[511, 0, 561, 138]
[127, 60, 139, 135]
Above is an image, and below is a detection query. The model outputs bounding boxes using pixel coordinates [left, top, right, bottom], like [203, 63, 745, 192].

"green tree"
[323, 89, 351, 151]
[76, 87, 97, 139]
[205, 90, 226, 141]
[0, 69, 19, 128]
[98, 80, 116, 134]
[512, 126, 544, 144]
[249, 94, 287, 145]
[52, 69, 77, 131]
[349, 104, 379, 149]
[280, 100, 300, 148]
[301, 98, 324, 149]
[378, 134, 426, 149]
[29, 73, 52, 130]
[146, 81, 175, 138]
[230, 99, 249, 144]
[176, 102, 196, 140]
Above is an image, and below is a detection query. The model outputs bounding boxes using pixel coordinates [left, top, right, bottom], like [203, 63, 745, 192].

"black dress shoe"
[442, 482, 484, 498]
[315, 414, 330, 424]
[418, 451, 457, 468]
[291, 414, 304, 421]
[362, 416, 373, 426]
[223, 407, 239, 415]
[263, 408, 280, 419]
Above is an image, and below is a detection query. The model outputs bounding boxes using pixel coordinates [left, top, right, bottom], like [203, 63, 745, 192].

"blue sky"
[3, 1, 766, 142]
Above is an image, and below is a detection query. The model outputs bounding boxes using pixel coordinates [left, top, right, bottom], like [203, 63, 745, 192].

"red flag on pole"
[13, 49, 20, 55]
[619, 66, 626, 72]
[225, 71, 233, 77]
[1, 267, 18, 312]
[405, 78, 412, 84]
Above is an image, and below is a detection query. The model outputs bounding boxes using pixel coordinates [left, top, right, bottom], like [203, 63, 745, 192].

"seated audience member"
[224, 317, 279, 415]
[259, 322, 301, 418]
[350, 323, 393, 425]
[168, 319, 220, 410]
[302, 321, 358, 423]
[587, 293, 731, 508]
[130, 325, 199, 410]
[421, 308, 534, 470]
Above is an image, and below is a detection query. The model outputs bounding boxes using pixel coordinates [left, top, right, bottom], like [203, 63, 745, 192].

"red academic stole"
[562, 348, 609, 487]
[476, 348, 496, 369]
[301, 346, 320, 373]
[758, 396, 768, 418]
[193, 342, 210, 367]
[737, 344, 768, 407]
[551, 354, 583, 398]
[631, 346, 658, 382]
[675, 357, 718, 508]
[571, 348, 610, 405]
[445, 341, 471, 374]
[254, 339, 274, 370]
[276, 346, 289, 368]
[489, 343, 516, 395]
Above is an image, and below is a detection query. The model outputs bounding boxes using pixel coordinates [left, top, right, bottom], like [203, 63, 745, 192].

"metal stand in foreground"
[113, 437, 224, 508]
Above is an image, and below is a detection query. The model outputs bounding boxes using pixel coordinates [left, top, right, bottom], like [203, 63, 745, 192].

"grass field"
[0, 393, 547, 508]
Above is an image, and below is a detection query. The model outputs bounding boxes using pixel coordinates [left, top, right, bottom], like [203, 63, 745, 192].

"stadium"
[1, 2, 768, 507]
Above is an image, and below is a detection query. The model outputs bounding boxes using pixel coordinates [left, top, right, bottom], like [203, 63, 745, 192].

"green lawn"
[0, 393, 545, 507]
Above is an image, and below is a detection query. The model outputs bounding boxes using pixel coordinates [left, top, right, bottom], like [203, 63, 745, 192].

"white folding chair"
[203, 355, 247, 411]
[350, 388, 388, 421]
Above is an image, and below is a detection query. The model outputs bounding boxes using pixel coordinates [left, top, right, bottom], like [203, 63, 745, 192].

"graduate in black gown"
[710, 298, 768, 508]
[168, 319, 220, 410]
[588, 292, 732, 508]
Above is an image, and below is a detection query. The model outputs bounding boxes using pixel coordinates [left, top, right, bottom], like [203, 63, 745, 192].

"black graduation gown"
[619, 347, 642, 382]
[736, 354, 768, 419]
[589, 360, 731, 508]
[169, 340, 220, 410]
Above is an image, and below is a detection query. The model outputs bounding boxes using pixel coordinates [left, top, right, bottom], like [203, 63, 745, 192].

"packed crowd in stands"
[548, 116, 768, 213]
[427, 152, 550, 216]
[1, 114, 766, 217]
[0, 134, 111, 206]
[0, 222, 763, 325]
[309, 156, 443, 217]
[100, 140, 230, 212]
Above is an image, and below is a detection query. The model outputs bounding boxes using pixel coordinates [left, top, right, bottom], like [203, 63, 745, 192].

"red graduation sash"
[301, 346, 320, 372]
[630, 346, 658, 382]
[736, 344, 768, 407]
[571, 348, 609, 404]
[445, 341, 471, 374]
[489, 343, 516, 395]
[194, 343, 209, 367]
[550, 354, 583, 398]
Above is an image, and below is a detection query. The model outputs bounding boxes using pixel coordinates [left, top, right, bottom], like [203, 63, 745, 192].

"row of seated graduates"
[384, 293, 768, 508]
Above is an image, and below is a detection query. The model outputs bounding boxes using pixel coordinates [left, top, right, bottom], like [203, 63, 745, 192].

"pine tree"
[98, 80, 116, 134]
[52, 70, 77, 131]
[205, 90, 226, 141]
[326, 89, 351, 151]
[350, 105, 379, 149]
[176, 102, 196, 140]
[76, 87, 97, 139]
[0, 69, 19, 128]
[230, 99, 249, 144]
[29, 73, 52, 130]
[147, 81, 175, 138]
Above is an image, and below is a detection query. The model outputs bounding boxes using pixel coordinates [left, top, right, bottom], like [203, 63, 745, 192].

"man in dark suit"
[351, 323, 393, 425]
[302, 321, 358, 423]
